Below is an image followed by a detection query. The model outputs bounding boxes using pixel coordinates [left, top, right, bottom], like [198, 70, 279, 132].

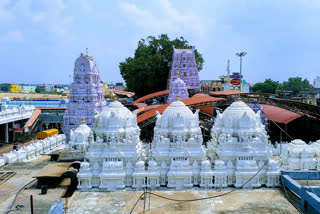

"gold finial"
[177, 70, 180, 78]
[176, 95, 179, 101]
[238, 94, 241, 101]
[82, 118, 85, 124]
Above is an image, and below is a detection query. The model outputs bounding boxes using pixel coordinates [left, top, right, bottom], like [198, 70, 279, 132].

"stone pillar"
[5, 123, 9, 143]
[12, 121, 15, 142]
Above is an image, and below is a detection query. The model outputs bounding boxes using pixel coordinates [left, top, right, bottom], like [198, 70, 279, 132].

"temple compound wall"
[63, 53, 106, 140]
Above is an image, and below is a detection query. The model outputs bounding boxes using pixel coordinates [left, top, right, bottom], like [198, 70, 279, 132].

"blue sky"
[0, 0, 319, 85]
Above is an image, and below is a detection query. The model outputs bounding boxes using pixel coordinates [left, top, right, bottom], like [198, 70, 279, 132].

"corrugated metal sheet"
[210, 91, 245, 96]
[261, 104, 302, 124]
[110, 89, 135, 98]
[137, 94, 224, 123]
[24, 108, 41, 128]
[134, 90, 170, 103]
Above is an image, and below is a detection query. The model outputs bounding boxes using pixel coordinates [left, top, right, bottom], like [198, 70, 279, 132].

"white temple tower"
[151, 100, 213, 189]
[76, 101, 143, 191]
[207, 101, 280, 188]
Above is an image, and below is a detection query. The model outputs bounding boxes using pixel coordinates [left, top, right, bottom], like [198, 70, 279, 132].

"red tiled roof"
[210, 91, 245, 96]
[261, 104, 302, 124]
[24, 108, 41, 128]
[134, 90, 170, 103]
[200, 106, 214, 115]
[133, 103, 147, 109]
[110, 89, 135, 98]
[135, 104, 163, 114]
[137, 94, 225, 123]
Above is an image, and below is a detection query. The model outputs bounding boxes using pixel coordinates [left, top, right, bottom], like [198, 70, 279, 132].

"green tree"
[280, 77, 312, 94]
[0, 83, 11, 92]
[119, 34, 204, 98]
[251, 79, 280, 94]
[35, 86, 41, 93]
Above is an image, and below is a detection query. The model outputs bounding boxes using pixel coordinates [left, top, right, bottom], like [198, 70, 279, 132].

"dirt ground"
[68, 189, 300, 214]
[0, 155, 66, 214]
[0, 92, 67, 100]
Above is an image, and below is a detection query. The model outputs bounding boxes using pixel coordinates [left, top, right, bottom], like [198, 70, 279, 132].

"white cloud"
[119, 0, 214, 38]
[0, 0, 74, 42]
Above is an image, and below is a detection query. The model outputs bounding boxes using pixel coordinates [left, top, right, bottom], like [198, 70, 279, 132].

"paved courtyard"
[68, 189, 299, 214]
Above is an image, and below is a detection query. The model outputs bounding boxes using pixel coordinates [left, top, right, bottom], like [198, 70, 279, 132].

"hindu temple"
[168, 46, 200, 90]
[167, 71, 189, 103]
[207, 101, 280, 188]
[76, 101, 143, 190]
[63, 53, 106, 140]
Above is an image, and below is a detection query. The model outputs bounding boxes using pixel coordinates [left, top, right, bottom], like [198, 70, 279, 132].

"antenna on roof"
[86, 48, 88, 56]
[226, 59, 230, 76]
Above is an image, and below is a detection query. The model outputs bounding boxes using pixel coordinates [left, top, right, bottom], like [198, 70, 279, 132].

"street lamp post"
[236, 51, 247, 76]
[236, 52, 247, 92]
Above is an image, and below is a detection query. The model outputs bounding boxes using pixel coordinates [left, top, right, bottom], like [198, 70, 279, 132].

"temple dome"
[159, 100, 196, 130]
[80, 161, 90, 169]
[291, 139, 306, 146]
[94, 101, 139, 138]
[220, 101, 257, 128]
[70, 122, 91, 144]
[135, 160, 145, 169]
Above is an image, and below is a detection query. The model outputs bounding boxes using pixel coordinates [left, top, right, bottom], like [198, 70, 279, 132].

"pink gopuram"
[168, 46, 200, 90]
[63, 53, 106, 140]
[167, 71, 189, 103]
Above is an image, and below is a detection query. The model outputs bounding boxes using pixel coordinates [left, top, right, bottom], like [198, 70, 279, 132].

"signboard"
[230, 75, 242, 79]
[230, 78, 241, 85]
[14, 128, 24, 133]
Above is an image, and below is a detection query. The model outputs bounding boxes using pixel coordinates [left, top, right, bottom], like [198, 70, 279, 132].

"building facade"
[22, 85, 36, 93]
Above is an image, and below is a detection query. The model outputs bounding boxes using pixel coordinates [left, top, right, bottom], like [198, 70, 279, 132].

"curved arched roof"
[133, 90, 169, 103]
[137, 94, 225, 123]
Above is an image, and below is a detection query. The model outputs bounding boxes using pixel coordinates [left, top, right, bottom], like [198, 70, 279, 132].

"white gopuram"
[77, 101, 143, 191]
[151, 99, 213, 189]
[207, 101, 280, 188]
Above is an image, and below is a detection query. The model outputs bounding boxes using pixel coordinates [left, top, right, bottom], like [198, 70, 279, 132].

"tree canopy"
[119, 34, 204, 98]
[251, 77, 312, 94]
[277, 77, 312, 94]
[251, 78, 279, 94]
[35, 86, 41, 93]
[0, 83, 11, 92]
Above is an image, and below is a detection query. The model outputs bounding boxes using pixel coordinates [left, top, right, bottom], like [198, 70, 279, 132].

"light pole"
[236, 51, 247, 76]
[236, 52, 247, 92]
